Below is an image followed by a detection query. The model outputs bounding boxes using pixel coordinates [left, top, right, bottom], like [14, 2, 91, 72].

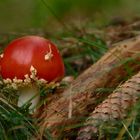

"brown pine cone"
[77, 71, 140, 140]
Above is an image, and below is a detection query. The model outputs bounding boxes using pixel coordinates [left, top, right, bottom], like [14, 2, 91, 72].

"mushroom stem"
[17, 85, 40, 112]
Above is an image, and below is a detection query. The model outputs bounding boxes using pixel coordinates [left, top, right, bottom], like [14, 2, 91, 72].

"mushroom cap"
[1, 36, 65, 82]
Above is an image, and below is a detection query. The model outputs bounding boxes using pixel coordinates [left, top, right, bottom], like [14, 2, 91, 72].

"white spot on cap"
[44, 44, 53, 61]
[30, 65, 37, 80]
[3, 78, 12, 84]
[0, 53, 4, 58]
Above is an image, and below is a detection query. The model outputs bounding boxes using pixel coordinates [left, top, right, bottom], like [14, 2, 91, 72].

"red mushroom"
[1, 36, 65, 111]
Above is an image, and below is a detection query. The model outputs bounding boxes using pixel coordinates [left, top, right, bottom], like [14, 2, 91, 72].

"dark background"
[0, 0, 140, 32]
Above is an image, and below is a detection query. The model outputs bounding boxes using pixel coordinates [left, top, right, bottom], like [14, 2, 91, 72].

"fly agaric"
[0, 36, 65, 111]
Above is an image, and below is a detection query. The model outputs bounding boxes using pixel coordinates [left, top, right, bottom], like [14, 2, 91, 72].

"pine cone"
[77, 71, 140, 140]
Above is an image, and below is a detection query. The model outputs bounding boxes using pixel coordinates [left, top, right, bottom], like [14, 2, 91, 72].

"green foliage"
[0, 98, 38, 140]
[63, 34, 108, 76]
[47, 0, 122, 15]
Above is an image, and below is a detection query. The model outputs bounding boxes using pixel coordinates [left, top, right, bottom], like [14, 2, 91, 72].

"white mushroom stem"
[17, 65, 40, 112]
[3, 66, 45, 113]
[17, 85, 40, 112]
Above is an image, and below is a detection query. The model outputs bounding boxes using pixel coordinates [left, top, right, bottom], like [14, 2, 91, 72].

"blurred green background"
[0, 0, 140, 32]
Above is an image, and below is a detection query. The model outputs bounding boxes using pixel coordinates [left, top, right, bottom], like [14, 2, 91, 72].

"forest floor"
[0, 17, 140, 140]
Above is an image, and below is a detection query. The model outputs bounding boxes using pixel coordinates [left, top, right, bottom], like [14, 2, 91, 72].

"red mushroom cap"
[1, 36, 65, 82]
